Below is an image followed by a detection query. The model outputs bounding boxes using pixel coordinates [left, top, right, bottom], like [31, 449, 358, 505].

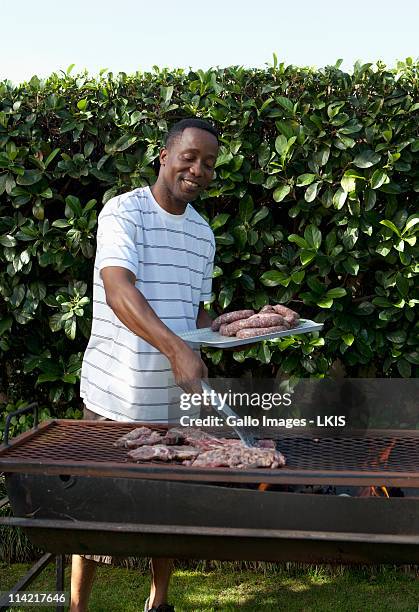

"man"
[71, 118, 219, 612]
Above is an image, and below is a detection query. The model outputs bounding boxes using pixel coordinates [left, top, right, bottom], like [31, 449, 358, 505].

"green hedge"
[0, 60, 418, 419]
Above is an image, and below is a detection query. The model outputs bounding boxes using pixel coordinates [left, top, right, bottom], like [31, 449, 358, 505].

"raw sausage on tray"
[260, 304, 300, 325]
[212, 304, 300, 339]
[235, 325, 289, 339]
[211, 309, 254, 331]
[220, 313, 289, 336]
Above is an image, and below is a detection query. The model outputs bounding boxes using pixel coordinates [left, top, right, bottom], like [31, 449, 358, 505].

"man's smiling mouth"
[182, 178, 201, 188]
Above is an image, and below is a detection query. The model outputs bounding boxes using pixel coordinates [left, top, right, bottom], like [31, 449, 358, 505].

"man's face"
[159, 127, 218, 202]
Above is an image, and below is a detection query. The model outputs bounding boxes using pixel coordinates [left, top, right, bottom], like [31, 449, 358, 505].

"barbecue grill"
[1, 403, 419, 565]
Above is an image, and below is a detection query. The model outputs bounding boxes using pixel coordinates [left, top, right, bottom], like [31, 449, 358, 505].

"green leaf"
[341, 174, 356, 193]
[52, 219, 71, 228]
[215, 150, 233, 168]
[291, 270, 305, 284]
[275, 135, 288, 156]
[49, 313, 63, 332]
[395, 273, 409, 297]
[380, 220, 401, 237]
[216, 233, 234, 246]
[300, 250, 316, 266]
[65, 195, 83, 217]
[276, 96, 294, 114]
[0, 234, 17, 247]
[239, 195, 254, 222]
[251, 207, 269, 226]
[397, 359, 411, 378]
[210, 213, 230, 231]
[160, 85, 174, 103]
[364, 190, 376, 211]
[105, 134, 138, 154]
[386, 330, 406, 343]
[16, 170, 43, 185]
[353, 150, 380, 168]
[371, 169, 390, 189]
[356, 302, 375, 315]
[342, 333, 354, 346]
[77, 98, 88, 111]
[219, 286, 234, 309]
[260, 270, 287, 287]
[84, 141, 94, 157]
[296, 173, 316, 186]
[0, 315, 13, 335]
[405, 352, 419, 365]
[288, 234, 309, 249]
[342, 257, 359, 275]
[326, 287, 347, 299]
[403, 215, 419, 233]
[273, 184, 290, 202]
[316, 297, 333, 308]
[232, 225, 247, 250]
[44, 148, 60, 168]
[333, 187, 347, 209]
[313, 147, 330, 167]
[304, 181, 321, 202]
[304, 225, 322, 249]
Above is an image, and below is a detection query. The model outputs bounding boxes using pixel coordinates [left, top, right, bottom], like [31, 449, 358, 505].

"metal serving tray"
[178, 319, 323, 348]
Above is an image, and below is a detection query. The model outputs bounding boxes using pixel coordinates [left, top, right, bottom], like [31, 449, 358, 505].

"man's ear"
[159, 147, 168, 166]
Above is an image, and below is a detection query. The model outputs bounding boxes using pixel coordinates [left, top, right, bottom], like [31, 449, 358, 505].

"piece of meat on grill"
[169, 447, 201, 461]
[113, 426, 154, 448]
[192, 447, 286, 469]
[127, 445, 201, 463]
[124, 431, 164, 448]
[127, 445, 172, 462]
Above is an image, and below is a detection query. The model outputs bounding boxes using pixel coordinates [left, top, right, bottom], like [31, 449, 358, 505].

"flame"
[258, 483, 270, 491]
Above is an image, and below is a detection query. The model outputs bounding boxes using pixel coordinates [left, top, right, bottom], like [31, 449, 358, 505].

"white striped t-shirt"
[80, 186, 215, 423]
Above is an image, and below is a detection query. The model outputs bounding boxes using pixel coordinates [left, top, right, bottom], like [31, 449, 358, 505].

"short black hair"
[165, 118, 219, 149]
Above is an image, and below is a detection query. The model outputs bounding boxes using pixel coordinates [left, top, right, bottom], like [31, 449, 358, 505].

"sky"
[1, 0, 418, 82]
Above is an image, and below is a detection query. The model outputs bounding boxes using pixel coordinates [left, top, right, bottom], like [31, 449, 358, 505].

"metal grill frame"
[1, 419, 419, 487]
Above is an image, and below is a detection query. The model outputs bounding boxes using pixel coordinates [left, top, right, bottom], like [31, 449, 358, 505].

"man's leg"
[148, 558, 174, 608]
[70, 554, 98, 612]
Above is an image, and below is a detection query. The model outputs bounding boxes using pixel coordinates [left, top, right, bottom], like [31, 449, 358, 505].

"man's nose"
[189, 160, 203, 177]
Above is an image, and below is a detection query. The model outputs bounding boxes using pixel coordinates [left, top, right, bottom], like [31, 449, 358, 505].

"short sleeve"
[200, 239, 215, 302]
[96, 207, 139, 277]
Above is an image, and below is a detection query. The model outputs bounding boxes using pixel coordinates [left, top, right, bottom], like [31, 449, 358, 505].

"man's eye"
[182, 155, 194, 161]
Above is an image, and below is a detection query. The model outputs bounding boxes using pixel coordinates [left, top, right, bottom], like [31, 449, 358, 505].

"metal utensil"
[201, 381, 257, 448]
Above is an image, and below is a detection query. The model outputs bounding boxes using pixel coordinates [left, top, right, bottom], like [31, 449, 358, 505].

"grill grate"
[1, 420, 418, 486]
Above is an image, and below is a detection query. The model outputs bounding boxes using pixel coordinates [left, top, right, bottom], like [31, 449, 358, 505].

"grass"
[1, 562, 418, 611]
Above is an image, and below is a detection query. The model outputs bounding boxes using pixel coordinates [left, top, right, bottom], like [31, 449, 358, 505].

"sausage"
[261, 304, 300, 327]
[259, 305, 276, 313]
[271, 304, 300, 322]
[223, 313, 289, 336]
[236, 325, 289, 339]
[211, 309, 254, 331]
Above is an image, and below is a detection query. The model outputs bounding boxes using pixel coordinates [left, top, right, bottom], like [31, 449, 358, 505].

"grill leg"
[55, 554, 65, 612]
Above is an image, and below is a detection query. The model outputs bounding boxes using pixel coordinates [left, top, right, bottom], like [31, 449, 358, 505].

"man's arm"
[101, 266, 207, 393]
